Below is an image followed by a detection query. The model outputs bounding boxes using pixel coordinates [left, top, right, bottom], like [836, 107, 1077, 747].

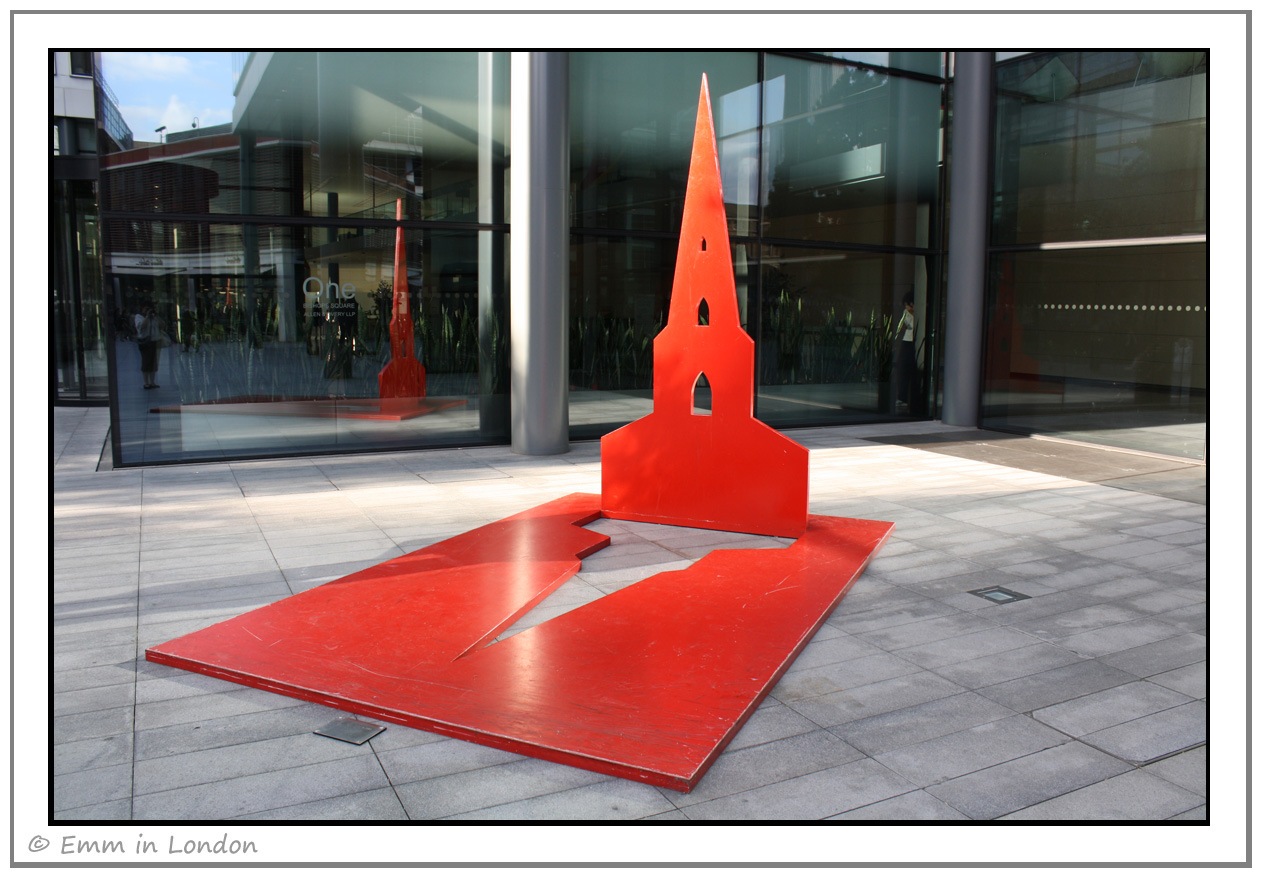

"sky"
[101, 51, 238, 142]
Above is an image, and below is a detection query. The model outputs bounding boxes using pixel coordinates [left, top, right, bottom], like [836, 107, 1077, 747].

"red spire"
[601, 76, 809, 537]
[378, 198, 427, 400]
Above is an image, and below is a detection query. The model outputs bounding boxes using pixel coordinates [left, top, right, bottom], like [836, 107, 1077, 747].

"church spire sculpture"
[601, 75, 809, 538]
[378, 198, 427, 400]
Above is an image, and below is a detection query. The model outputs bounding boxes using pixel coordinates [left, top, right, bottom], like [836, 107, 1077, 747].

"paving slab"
[373, 737, 526, 786]
[773, 652, 926, 702]
[678, 759, 917, 821]
[1148, 662, 1207, 700]
[53, 735, 134, 776]
[1032, 681, 1194, 738]
[828, 790, 970, 821]
[1094, 632, 1207, 677]
[830, 691, 1015, 756]
[133, 703, 350, 761]
[52, 763, 135, 812]
[1142, 746, 1207, 797]
[977, 660, 1139, 714]
[447, 777, 677, 821]
[924, 742, 1132, 820]
[53, 799, 133, 821]
[131, 753, 393, 821]
[873, 714, 1070, 787]
[133, 732, 367, 796]
[999, 769, 1204, 820]
[891, 626, 1044, 669]
[662, 729, 864, 807]
[237, 788, 412, 821]
[933, 642, 1084, 690]
[788, 671, 967, 728]
[1054, 618, 1190, 659]
[1082, 701, 1206, 764]
[392, 758, 603, 820]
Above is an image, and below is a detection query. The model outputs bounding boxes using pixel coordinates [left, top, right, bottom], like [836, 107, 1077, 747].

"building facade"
[51, 51, 1207, 466]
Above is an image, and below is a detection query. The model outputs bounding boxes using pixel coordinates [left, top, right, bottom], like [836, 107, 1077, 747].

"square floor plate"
[315, 717, 385, 745]
[147, 493, 891, 792]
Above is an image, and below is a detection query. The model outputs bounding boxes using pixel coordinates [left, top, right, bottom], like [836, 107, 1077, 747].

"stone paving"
[51, 407, 1206, 821]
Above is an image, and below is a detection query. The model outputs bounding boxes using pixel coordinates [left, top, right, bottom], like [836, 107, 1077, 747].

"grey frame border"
[28, 12, 1244, 870]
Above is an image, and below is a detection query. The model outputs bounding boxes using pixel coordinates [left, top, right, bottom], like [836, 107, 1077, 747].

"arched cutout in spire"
[692, 372, 712, 415]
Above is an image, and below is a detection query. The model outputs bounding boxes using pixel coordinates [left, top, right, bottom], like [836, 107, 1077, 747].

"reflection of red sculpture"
[601, 76, 809, 538]
[378, 198, 427, 400]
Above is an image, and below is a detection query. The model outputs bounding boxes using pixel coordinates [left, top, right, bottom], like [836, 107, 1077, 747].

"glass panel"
[569, 234, 682, 435]
[814, 51, 945, 78]
[757, 245, 931, 424]
[762, 55, 942, 247]
[75, 119, 98, 154]
[105, 219, 509, 464]
[53, 180, 109, 401]
[981, 244, 1206, 460]
[571, 52, 759, 236]
[99, 52, 509, 222]
[992, 51, 1207, 246]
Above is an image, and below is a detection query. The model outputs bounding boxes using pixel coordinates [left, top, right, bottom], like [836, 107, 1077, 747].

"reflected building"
[51, 51, 1207, 465]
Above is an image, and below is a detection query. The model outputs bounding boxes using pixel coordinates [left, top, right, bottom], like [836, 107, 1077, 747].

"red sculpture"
[145, 77, 892, 794]
[601, 76, 809, 538]
[377, 198, 427, 400]
[146, 493, 891, 792]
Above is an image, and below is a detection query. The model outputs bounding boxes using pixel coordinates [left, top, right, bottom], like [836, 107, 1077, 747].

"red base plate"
[146, 493, 891, 792]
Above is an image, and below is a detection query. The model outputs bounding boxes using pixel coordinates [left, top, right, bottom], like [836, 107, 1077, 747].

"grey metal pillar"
[941, 52, 993, 426]
[510, 52, 570, 455]
[478, 52, 509, 438]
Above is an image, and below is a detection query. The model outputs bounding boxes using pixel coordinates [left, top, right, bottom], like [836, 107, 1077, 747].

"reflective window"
[992, 51, 1207, 246]
[53, 180, 109, 401]
[982, 244, 1206, 459]
[99, 51, 510, 465]
[814, 51, 944, 78]
[569, 235, 679, 435]
[571, 52, 759, 236]
[758, 245, 932, 423]
[105, 219, 509, 464]
[984, 51, 1207, 461]
[762, 54, 942, 247]
[101, 52, 509, 223]
[569, 52, 945, 437]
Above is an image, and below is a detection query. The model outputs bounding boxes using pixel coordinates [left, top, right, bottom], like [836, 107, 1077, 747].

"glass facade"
[984, 51, 1207, 459]
[54, 49, 1208, 466]
[53, 179, 109, 402]
[569, 51, 944, 437]
[98, 52, 511, 464]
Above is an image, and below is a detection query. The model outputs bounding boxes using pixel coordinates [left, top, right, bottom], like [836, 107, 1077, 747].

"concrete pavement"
[51, 407, 1206, 821]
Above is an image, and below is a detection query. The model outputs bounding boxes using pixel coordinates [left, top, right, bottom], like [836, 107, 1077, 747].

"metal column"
[941, 52, 993, 426]
[510, 52, 570, 455]
[478, 52, 509, 439]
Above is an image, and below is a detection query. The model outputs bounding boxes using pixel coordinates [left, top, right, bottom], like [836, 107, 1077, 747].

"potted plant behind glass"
[863, 309, 896, 413]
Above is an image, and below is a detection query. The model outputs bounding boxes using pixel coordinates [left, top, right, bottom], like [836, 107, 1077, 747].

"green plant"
[818, 307, 865, 384]
[861, 310, 895, 383]
[762, 268, 808, 385]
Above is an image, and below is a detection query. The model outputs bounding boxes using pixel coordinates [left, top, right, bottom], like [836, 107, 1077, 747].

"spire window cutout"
[701, 237, 707, 251]
[697, 298, 710, 326]
[692, 372, 712, 416]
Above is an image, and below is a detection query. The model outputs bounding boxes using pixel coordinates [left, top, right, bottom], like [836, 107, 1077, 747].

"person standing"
[134, 302, 161, 389]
